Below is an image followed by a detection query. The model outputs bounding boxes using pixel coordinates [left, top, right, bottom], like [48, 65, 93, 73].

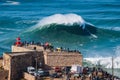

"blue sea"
[0, 0, 120, 76]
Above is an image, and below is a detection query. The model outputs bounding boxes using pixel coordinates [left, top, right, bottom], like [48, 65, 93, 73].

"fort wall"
[0, 70, 8, 80]
[3, 45, 83, 80]
[3, 53, 11, 70]
[44, 51, 82, 68]
[12, 46, 34, 52]
[3, 51, 44, 80]
[12, 45, 44, 52]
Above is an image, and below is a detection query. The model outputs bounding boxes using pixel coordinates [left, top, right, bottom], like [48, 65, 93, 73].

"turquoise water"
[0, 0, 120, 74]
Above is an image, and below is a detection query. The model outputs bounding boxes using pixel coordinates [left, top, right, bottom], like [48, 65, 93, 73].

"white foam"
[85, 56, 120, 68]
[0, 28, 20, 31]
[31, 13, 86, 30]
[99, 26, 120, 31]
[90, 34, 98, 38]
[2, 1, 20, 5]
[114, 46, 120, 56]
[85, 45, 120, 69]
[0, 32, 4, 34]
[111, 27, 120, 31]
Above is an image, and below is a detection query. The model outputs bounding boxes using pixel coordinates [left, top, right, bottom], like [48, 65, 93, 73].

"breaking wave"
[30, 14, 87, 30]
[23, 13, 120, 42]
[38, 14, 85, 28]
[27, 14, 97, 38]
[26, 13, 120, 41]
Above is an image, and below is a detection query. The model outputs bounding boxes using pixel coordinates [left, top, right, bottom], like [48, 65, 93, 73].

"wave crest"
[30, 13, 87, 30]
[25, 13, 98, 39]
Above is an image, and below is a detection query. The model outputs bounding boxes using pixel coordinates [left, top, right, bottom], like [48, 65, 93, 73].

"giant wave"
[25, 13, 120, 41]
[27, 14, 98, 38]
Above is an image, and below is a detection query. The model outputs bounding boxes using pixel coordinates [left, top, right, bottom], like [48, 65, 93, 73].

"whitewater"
[0, 0, 120, 77]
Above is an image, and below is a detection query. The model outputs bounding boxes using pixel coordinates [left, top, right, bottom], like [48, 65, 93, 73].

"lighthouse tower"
[15, 37, 22, 46]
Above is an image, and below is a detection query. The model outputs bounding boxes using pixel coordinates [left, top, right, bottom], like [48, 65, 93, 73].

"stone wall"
[23, 72, 36, 80]
[3, 53, 11, 70]
[12, 45, 44, 52]
[12, 46, 34, 52]
[44, 51, 82, 68]
[0, 58, 3, 68]
[3, 51, 44, 80]
[24, 45, 44, 51]
[0, 70, 8, 80]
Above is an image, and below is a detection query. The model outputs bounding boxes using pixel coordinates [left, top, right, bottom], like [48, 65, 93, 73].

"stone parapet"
[44, 51, 82, 67]
[12, 46, 34, 52]
[12, 45, 44, 52]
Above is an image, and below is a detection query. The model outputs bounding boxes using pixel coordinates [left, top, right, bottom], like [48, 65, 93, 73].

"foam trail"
[81, 23, 85, 30]
[111, 27, 120, 31]
[0, 28, 20, 31]
[2, 1, 20, 5]
[84, 27, 98, 38]
[90, 34, 98, 38]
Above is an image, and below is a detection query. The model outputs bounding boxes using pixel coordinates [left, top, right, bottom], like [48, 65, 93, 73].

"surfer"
[82, 24, 98, 38]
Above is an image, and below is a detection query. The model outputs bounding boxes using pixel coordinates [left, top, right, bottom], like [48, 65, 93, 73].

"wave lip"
[31, 13, 86, 30]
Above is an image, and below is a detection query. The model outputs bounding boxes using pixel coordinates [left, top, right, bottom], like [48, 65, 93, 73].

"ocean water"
[0, 0, 120, 76]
